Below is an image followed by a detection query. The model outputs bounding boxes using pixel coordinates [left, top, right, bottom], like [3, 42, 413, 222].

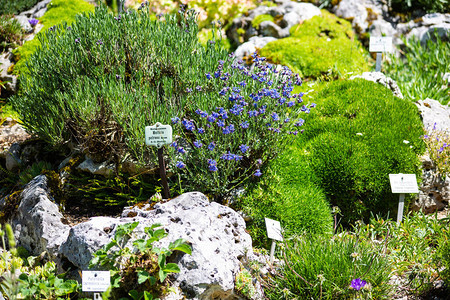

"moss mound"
[259, 10, 369, 79]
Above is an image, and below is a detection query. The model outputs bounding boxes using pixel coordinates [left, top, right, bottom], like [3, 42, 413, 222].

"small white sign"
[389, 174, 419, 194]
[82, 271, 111, 292]
[145, 123, 173, 148]
[265, 218, 283, 241]
[369, 37, 393, 52]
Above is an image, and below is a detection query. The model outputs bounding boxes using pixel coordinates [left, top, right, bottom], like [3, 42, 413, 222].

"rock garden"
[0, 0, 449, 299]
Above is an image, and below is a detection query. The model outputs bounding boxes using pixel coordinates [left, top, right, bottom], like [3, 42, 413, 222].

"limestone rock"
[77, 156, 115, 177]
[19, 0, 52, 18]
[258, 21, 285, 38]
[5, 143, 22, 171]
[415, 99, 450, 132]
[412, 153, 450, 213]
[333, 0, 368, 32]
[13, 15, 33, 33]
[234, 36, 277, 60]
[11, 175, 70, 259]
[350, 72, 403, 98]
[0, 52, 17, 95]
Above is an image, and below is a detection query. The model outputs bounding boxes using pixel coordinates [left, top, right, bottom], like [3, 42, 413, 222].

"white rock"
[415, 99, 450, 133]
[11, 175, 70, 260]
[333, 0, 368, 32]
[234, 36, 277, 60]
[13, 15, 33, 33]
[350, 72, 404, 98]
[280, 2, 321, 22]
[77, 156, 115, 177]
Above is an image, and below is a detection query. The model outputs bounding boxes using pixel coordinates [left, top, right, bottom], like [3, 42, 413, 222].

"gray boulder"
[77, 156, 115, 177]
[0, 52, 17, 94]
[11, 175, 70, 260]
[13, 15, 33, 33]
[415, 99, 450, 132]
[5, 143, 22, 171]
[350, 72, 404, 98]
[333, 0, 368, 32]
[234, 36, 277, 60]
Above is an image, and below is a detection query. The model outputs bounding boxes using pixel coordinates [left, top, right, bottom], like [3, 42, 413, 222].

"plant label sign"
[82, 271, 110, 292]
[145, 123, 172, 148]
[389, 174, 419, 194]
[369, 37, 393, 52]
[265, 218, 283, 242]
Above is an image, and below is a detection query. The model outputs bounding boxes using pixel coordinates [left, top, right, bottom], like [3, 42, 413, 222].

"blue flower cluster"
[171, 52, 315, 183]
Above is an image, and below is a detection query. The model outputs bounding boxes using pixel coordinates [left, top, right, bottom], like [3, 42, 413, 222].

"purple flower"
[182, 119, 195, 131]
[196, 85, 202, 91]
[238, 80, 247, 87]
[350, 279, 367, 291]
[96, 39, 103, 45]
[116, 74, 121, 79]
[287, 101, 295, 107]
[207, 115, 216, 123]
[208, 142, 215, 151]
[114, 14, 122, 21]
[221, 152, 235, 161]
[240, 121, 249, 129]
[254, 169, 262, 177]
[222, 124, 235, 134]
[193, 140, 202, 148]
[186, 87, 193, 93]
[75, 38, 80, 43]
[28, 18, 39, 27]
[206, 73, 212, 79]
[198, 127, 205, 134]
[284, 118, 290, 123]
[171, 116, 180, 124]
[239, 144, 250, 154]
[208, 159, 218, 172]
[295, 119, 305, 127]
[217, 120, 225, 128]
[310, 103, 316, 108]
[170, 141, 177, 148]
[248, 110, 258, 117]
[271, 112, 280, 121]
[176, 161, 185, 169]
[256, 159, 262, 165]
[177, 147, 186, 154]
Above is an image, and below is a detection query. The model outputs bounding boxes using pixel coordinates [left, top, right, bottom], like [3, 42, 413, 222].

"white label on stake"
[82, 271, 111, 292]
[389, 174, 419, 194]
[145, 123, 173, 148]
[369, 37, 393, 52]
[265, 218, 283, 241]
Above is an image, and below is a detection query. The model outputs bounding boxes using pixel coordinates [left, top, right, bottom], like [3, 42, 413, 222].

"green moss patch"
[260, 10, 370, 79]
[251, 14, 274, 29]
[13, 0, 95, 75]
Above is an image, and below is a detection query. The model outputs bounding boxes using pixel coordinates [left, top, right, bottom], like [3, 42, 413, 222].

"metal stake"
[269, 241, 276, 264]
[158, 147, 170, 199]
[375, 52, 382, 72]
[396, 193, 405, 224]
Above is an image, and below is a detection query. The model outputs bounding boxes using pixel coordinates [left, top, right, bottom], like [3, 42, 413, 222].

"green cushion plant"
[0, 0, 39, 15]
[299, 79, 425, 224]
[259, 10, 370, 80]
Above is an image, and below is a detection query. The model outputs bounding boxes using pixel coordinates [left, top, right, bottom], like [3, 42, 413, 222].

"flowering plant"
[422, 124, 449, 177]
[169, 52, 313, 199]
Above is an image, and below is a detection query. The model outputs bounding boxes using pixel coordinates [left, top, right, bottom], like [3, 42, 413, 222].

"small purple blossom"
[186, 87, 193, 93]
[350, 279, 367, 291]
[295, 119, 305, 127]
[208, 159, 218, 172]
[248, 110, 258, 117]
[287, 101, 295, 107]
[177, 147, 186, 154]
[193, 140, 202, 148]
[208, 142, 215, 151]
[206, 73, 212, 79]
[75, 38, 80, 43]
[176, 161, 185, 169]
[271, 112, 280, 121]
[116, 74, 121, 79]
[310, 103, 316, 108]
[256, 159, 262, 165]
[196, 85, 202, 91]
[239, 144, 250, 154]
[254, 169, 262, 177]
[222, 124, 235, 134]
[198, 127, 205, 134]
[171, 116, 180, 124]
[217, 120, 225, 128]
[28, 18, 39, 27]
[96, 39, 103, 45]
[240, 121, 249, 129]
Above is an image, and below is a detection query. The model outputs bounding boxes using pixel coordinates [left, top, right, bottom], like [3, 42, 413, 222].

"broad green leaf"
[162, 263, 180, 273]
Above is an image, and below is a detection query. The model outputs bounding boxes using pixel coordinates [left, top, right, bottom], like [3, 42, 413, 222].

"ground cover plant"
[0, 0, 39, 15]
[12, 0, 95, 75]
[386, 32, 449, 105]
[0, 15, 23, 52]
[259, 10, 370, 80]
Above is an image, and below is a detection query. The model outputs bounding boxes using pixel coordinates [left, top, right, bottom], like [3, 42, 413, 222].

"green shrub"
[386, 32, 449, 105]
[236, 142, 333, 248]
[264, 233, 392, 299]
[259, 10, 370, 79]
[299, 79, 425, 224]
[0, 0, 39, 15]
[0, 15, 23, 51]
[436, 231, 450, 287]
[12, 0, 95, 75]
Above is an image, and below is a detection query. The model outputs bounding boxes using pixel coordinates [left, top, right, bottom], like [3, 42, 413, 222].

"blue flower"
[170, 142, 177, 148]
[222, 124, 235, 134]
[350, 279, 367, 291]
[239, 144, 250, 154]
[171, 116, 180, 124]
[284, 118, 290, 123]
[254, 169, 262, 177]
[248, 110, 258, 117]
[214, 71, 221, 78]
[193, 140, 202, 148]
[238, 81, 247, 87]
[240, 121, 249, 129]
[206, 73, 212, 79]
[177, 147, 186, 154]
[200, 111, 208, 118]
[198, 127, 205, 134]
[287, 101, 295, 107]
[219, 88, 228, 96]
[208, 159, 218, 172]
[196, 85, 202, 91]
[256, 159, 262, 165]
[221, 152, 235, 160]
[182, 119, 195, 131]
[208, 142, 215, 151]
[217, 120, 225, 128]
[207, 115, 216, 123]
[176, 161, 185, 169]
[28, 18, 39, 27]
[310, 103, 316, 108]
[295, 119, 305, 127]
[186, 87, 193, 93]
[230, 104, 243, 116]
[271, 112, 280, 121]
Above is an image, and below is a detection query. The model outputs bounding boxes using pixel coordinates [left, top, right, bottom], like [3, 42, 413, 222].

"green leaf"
[128, 289, 142, 300]
[137, 270, 150, 284]
[143, 291, 154, 300]
[162, 263, 180, 273]
[172, 243, 192, 255]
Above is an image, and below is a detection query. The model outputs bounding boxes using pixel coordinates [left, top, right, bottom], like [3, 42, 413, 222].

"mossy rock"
[13, 0, 95, 75]
[251, 14, 274, 29]
[259, 10, 370, 79]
